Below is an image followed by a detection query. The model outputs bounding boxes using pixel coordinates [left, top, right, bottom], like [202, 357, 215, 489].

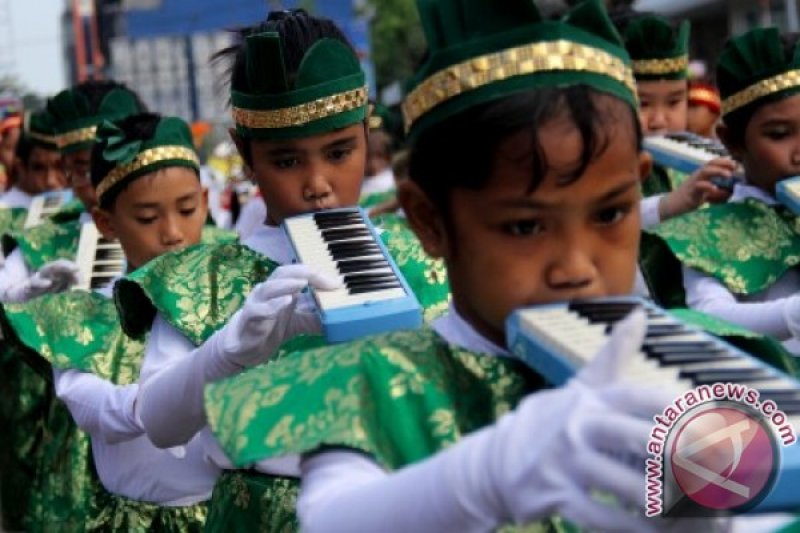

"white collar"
[242, 223, 293, 265]
[1, 186, 32, 208]
[432, 302, 508, 357]
[731, 182, 779, 205]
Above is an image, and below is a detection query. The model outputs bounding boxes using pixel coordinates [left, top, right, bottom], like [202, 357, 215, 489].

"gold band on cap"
[722, 69, 800, 116]
[96, 145, 199, 200]
[27, 131, 59, 147]
[631, 56, 689, 76]
[56, 125, 97, 150]
[402, 40, 636, 132]
[232, 86, 369, 130]
[688, 87, 721, 112]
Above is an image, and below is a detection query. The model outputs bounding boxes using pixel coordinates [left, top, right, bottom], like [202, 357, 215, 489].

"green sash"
[359, 189, 395, 209]
[204, 471, 299, 533]
[0, 290, 145, 384]
[50, 198, 85, 223]
[641, 164, 688, 198]
[3, 218, 82, 270]
[115, 243, 280, 343]
[650, 198, 800, 295]
[0, 206, 29, 239]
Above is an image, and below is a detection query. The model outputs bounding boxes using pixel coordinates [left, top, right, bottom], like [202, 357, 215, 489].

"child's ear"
[638, 150, 653, 183]
[716, 123, 743, 161]
[91, 206, 116, 240]
[397, 180, 447, 259]
[228, 128, 253, 175]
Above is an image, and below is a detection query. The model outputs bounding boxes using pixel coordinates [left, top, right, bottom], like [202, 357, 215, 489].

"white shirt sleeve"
[683, 266, 794, 340]
[53, 368, 143, 444]
[639, 195, 662, 230]
[0, 248, 32, 302]
[296, 450, 497, 533]
[135, 314, 210, 448]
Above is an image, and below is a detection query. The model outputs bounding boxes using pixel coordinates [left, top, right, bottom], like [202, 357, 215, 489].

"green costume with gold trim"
[0, 206, 28, 237]
[649, 198, 800, 296]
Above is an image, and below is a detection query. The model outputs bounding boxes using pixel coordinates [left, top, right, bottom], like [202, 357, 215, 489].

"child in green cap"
[653, 27, 800, 357]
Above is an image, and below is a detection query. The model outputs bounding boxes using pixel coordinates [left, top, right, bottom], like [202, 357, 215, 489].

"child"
[1, 113, 223, 530]
[111, 9, 449, 529]
[197, 1, 714, 531]
[619, 15, 736, 229]
[687, 80, 721, 138]
[0, 83, 146, 304]
[653, 27, 800, 356]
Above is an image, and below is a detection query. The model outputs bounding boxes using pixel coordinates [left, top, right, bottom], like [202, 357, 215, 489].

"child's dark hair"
[213, 9, 356, 165]
[723, 32, 800, 147]
[409, 86, 643, 222]
[15, 134, 40, 166]
[91, 112, 185, 210]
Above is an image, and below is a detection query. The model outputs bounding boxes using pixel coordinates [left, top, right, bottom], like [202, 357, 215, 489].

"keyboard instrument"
[24, 189, 73, 229]
[775, 176, 800, 216]
[74, 222, 125, 291]
[506, 297, 800, 513]
[643, 132, 743, 181]
[283, 207, 422, 342]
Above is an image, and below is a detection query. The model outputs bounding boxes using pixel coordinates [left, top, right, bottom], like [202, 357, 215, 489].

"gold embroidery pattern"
[722, 69, 800, 116]
[403, 40, 636, 131]
[56, 126, 97, 150]
[631, 55, 689, 75]
[96, 146, 199, 200]
[27, 130, 59, 147]
[232, 86, 368, 129]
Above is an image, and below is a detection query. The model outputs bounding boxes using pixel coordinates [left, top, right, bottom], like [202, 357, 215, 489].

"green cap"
[231, 32, 368, 140]
[23, 109, 59, 151]
[717, 27, 800, 120]
[93, 115, 199, 204]
[47, 85, 144, 154]
[402, 0, 637, 140]
[623, 15, 690, 80]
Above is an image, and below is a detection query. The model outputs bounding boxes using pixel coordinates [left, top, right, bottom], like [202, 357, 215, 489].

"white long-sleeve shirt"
[0, 186, 32, 208]
[681, 184, 800, 354]
[52, 281, 222, 505]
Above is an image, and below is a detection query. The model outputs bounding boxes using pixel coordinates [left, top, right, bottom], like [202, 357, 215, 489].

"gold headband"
[402, 40, 637, 132]
[27, 131, 59, 147]
[631, 56, 689, 76]
[722, 69, 800, 116]
[96, 145, 199, 200]
[56, 125, 97, 150]
[688, 87, 721, 111]
[232, 86, 369, 130]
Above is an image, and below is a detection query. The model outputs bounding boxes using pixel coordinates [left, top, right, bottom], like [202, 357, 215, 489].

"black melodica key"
[329, 247, 382, 261]
[759, 389, 800, 403]
[337, 259, 391, 273]
[344, 274, 397, 288]
[348, 281, 403, 294]
[97, 249, 124, 260]
[328, 243, 381, 256]
[313, 211, 363, 227]
[644, 340, 718, 351]
[94, 263, 123, 273]
[648, 351, 737, 366]
[344, 271, 398, 282]
[314, 210, 362, 222]
[645, 323, 688, 337]
[322, 228, 371, 241]
[682, 367, 774, 385]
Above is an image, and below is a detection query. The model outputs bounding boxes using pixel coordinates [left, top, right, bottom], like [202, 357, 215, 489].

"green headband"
[48, 86, 144, 154]
[231, 33, 368, 140]
[24, 109, 59, 151]
[623, 16, 690, 81]
[717, 27, 800, 120]
[403, 0, 637, 141]
[94, 116, 199, 203]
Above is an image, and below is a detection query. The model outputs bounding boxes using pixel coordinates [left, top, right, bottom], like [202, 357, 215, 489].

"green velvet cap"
[231, 32, 368, 140]
[47, 86, 144, 155]
[403, 0, 637, 141]
[623, 15, 690, 80]
[93, 115, 199, 204]
[24, 109, 59, 151]
[717, 27, 800, 121]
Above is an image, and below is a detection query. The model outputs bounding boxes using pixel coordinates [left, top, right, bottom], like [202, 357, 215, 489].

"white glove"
[4, 259, 80, 302]
[136, 263, 341, 448]
[201, 263, 341, 380]
[447, 310, 675, 531]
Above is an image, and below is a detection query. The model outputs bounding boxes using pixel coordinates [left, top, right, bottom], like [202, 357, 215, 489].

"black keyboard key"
[337, 259, 391, 273]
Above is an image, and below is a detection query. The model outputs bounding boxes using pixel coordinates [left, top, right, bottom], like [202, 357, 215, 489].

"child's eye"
[136, 216, 157, 225]
[273, 158, 300, 169]
[594, 206, 629, 225]
[503, 220, 544, 236]
[765, 129, 791, 140]
[180, 207, 197, 217]
[668, 99, 684, 108]
[327, 148, 353, 162]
